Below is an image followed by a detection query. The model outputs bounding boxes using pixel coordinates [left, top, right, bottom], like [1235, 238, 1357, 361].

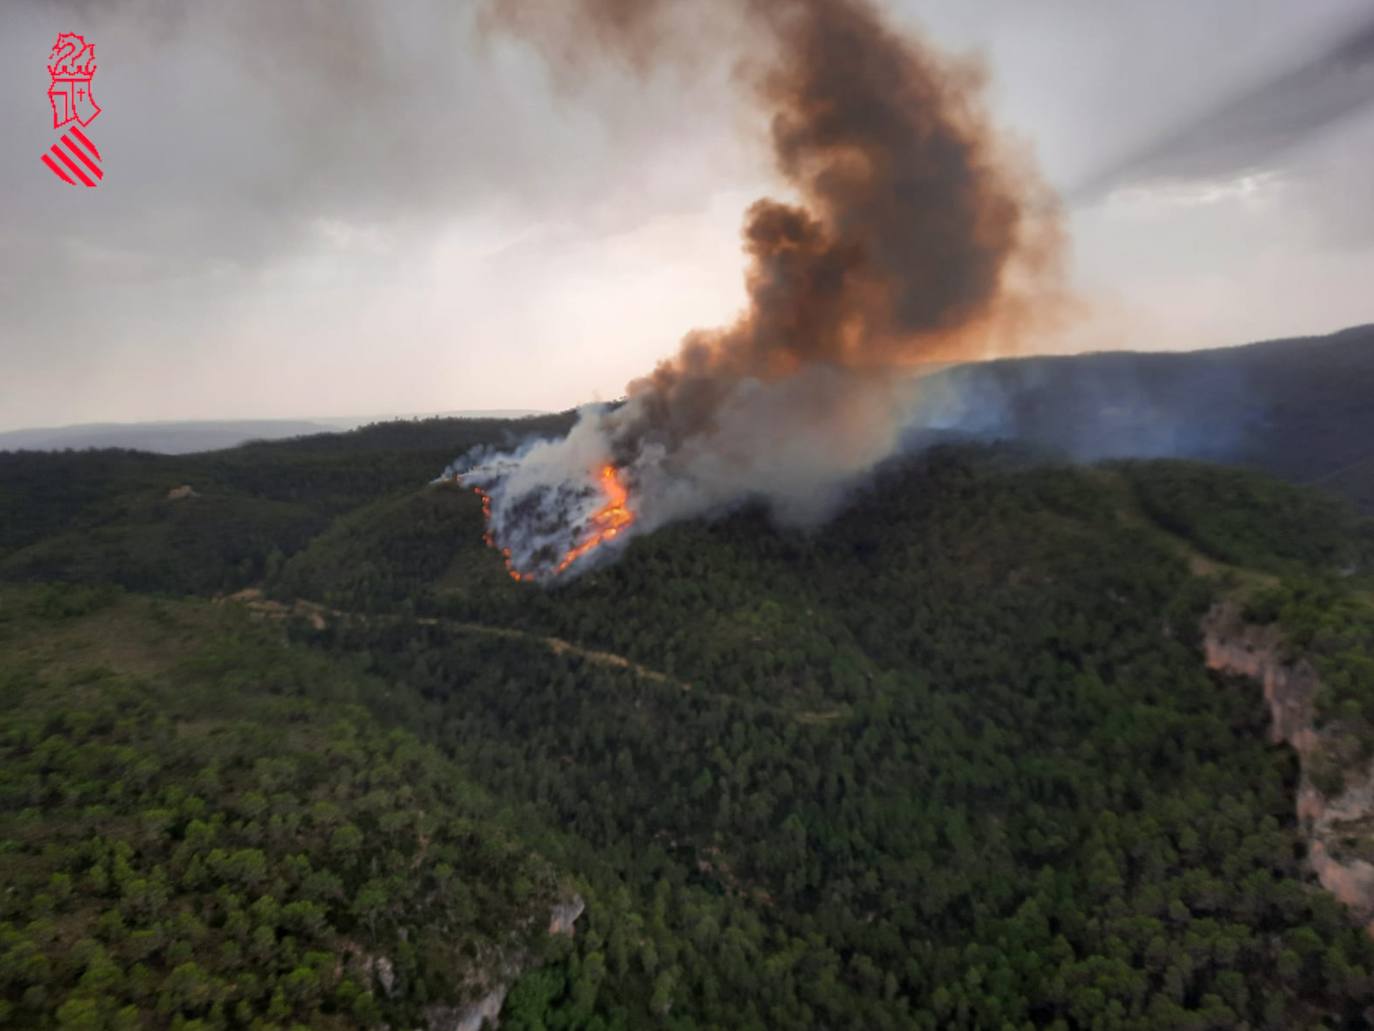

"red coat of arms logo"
[48, 32, 101, 128]
[41, 32, 104, 187]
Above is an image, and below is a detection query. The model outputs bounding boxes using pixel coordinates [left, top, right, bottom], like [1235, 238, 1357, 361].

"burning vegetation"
[457, 0, 1067, 580]
[552, 465, 634, 576]
[462, 465, 635, 581]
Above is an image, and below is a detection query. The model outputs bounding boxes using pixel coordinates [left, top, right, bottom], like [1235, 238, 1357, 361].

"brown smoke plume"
[459, 0, 1068, 579]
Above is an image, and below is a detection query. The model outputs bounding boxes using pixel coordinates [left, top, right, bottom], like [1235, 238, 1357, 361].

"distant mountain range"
[0, 411, 546, 455]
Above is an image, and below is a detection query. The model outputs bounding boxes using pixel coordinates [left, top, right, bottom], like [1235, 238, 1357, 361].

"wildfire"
[463, 464, 634, 582]
[553, 464, 634, 576]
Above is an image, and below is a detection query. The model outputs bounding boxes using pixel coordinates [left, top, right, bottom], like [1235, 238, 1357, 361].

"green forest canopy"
[3, 407, 1374, 1028]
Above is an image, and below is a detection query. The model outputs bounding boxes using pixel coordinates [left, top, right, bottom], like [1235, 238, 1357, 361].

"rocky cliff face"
[1203, 604, 1374, 931]
[421, 893, 586, 1031]
[548, 894, 586, 937]
[339, 892, 585, 1030]
[425, 981, 511, 1031]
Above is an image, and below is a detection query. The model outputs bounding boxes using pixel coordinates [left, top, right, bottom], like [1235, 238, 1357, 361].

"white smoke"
[451, 366, 939, 580]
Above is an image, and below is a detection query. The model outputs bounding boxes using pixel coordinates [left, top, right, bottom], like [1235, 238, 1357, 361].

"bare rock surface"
[418, 893, 586, 1030]
[425, 984, 509, 1031]
[549, 894, 585, 936]
[1204, 603, 1374, 931]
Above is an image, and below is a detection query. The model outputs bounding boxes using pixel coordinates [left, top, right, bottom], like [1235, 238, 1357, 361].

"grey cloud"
[3, 0, 737, 277]
[5, 1, 504, 266]
[1074, 12, 1374, 199]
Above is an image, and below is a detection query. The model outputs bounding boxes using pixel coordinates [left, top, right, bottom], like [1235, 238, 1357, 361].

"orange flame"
[553, 464, 634, 576]
[463, 465, 634, 582]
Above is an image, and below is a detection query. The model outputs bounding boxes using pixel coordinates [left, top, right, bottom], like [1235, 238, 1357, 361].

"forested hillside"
[0, 586, 576, 1029]
[4, 337, 1374, 1027]
[935, 323, 1374, 511]
[273, 448, 1374, 1028]
[0, 413, 573, 594]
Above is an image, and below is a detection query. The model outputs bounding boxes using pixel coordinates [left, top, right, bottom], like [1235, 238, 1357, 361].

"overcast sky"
[2, 0, 1373, 431]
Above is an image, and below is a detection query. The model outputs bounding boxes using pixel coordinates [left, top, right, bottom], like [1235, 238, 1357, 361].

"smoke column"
[458, 0, 1067, 579]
